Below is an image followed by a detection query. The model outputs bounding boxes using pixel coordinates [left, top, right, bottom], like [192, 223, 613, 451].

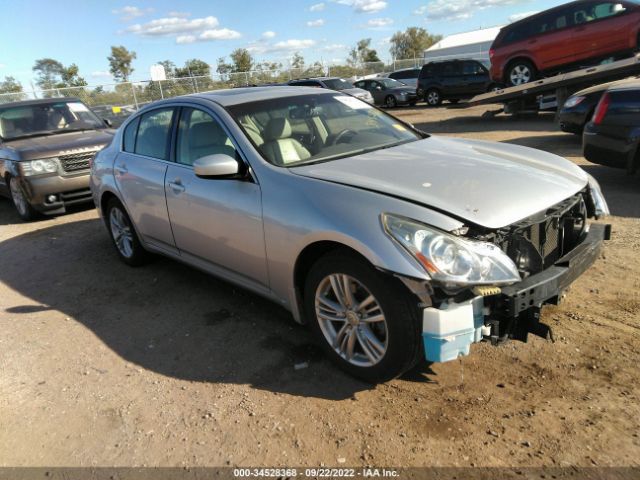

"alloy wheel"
[315, 273, 388, 367]
[385, 96, 397, 108]
[9, 177, 29, 217]
[426, 90, 440, 106]
[509, 65, 532, 85]
[109, 206, 134, 259]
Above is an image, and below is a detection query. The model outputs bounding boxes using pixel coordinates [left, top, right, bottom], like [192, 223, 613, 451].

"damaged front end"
[397, 188, 611, 363]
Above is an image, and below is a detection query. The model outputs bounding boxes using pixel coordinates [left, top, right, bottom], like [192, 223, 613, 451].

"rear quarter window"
[123, 117, 140, 152]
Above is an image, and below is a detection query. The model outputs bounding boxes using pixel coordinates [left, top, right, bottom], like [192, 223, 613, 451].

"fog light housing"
[46, 194, 58, 203]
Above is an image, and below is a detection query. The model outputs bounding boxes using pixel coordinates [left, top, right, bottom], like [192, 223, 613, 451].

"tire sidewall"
[8, 176, 37, 221]
[303, 251, 422, 383]
[105, 198, 148, 267]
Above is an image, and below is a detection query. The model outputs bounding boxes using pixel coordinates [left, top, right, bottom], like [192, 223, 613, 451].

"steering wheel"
[331, 129, 357, 145]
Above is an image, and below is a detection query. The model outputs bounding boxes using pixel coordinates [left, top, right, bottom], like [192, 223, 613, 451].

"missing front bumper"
[421, 223, 610, 362]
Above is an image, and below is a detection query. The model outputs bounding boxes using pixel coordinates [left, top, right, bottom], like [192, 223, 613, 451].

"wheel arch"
[292, 240, 400, 324]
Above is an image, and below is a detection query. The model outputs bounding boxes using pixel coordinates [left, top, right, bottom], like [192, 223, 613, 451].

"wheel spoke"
[356, 330, 378, 363]
[345, 328, 357, 360]
[355, 294, 375, 314]
[361, 313, 385, 323]
[329, 275, 348, 309]
[318, 295, 343, 315]
[318, 311, 346, 323]
[341, 275, 355, 308]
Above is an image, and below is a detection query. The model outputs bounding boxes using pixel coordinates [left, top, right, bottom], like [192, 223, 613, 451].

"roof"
[190, 86, 336, 107]
[607, 79, 640, 92]
[426, 26, 503, 51]
[0, 97, 82, 109]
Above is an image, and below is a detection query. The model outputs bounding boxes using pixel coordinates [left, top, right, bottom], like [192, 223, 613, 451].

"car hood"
[2, 129, 115, 161]
[291, 136, 588, 229]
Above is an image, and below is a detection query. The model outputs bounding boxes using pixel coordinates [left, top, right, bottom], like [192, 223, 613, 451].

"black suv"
[417, 60, 494, 106]
[0, 98, 114, 220]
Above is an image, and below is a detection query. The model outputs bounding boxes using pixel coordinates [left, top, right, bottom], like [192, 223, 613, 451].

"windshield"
[379, 78, 406, 88]
[227, 93, 423, 167]
[322, 78, 354, 91]
[0, 100, 104, 140]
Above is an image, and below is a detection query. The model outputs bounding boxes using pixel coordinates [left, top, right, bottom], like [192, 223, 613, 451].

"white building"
[424, 26, 503, 66]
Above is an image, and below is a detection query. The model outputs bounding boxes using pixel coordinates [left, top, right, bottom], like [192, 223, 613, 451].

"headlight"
[382, 214, 521, 286]
[21, 158, 59, 176]
[586, 173, 610, 218]
[563, 95, 585, 109]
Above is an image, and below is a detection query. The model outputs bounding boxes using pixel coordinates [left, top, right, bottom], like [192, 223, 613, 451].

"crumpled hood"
[292, 136, 589, 229]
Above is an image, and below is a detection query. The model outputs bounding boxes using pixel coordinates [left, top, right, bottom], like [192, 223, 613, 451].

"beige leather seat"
[186, 121, 235, 165]
[260, 118, 311, 166]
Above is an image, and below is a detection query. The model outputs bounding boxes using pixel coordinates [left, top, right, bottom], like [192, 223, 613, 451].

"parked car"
[288, 77, 374, 104]
[490, 0, 640, 86]
[386, 68, 422, 95]
[583, 80, 640, 174]
[558, 76, 638, 133]
[417, 60, 494, 106]
[353, 78, 418, 107]
[91, 86, 610, 382]
[0, 97, 114, 220]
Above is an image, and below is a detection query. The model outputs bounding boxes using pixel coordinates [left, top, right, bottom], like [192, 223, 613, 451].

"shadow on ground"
[0, 216, 437, 399]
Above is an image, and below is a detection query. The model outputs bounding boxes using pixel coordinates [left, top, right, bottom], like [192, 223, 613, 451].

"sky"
[0, 0, 566, 88]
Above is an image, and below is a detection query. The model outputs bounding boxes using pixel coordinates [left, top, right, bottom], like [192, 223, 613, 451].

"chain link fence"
[0, 58, 425, 126]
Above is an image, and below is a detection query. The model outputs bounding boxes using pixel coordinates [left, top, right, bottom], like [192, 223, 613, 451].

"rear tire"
[425, 88, 442, 107]
[105, 198, 149, 267]
[505, 59, 537, 86]
[8, 176, 38, 221]
[303, 250, 423, 383]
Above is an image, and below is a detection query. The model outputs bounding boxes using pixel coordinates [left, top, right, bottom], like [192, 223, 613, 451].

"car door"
[367, 81, 386, 104]
[114, 107, 177, 254]
[571, 1, 633, 61]
[463, 61, 491, 94]
[440, 62, 464, 97]
[164, 106, 268, 287]
[525, 7, 576, 70]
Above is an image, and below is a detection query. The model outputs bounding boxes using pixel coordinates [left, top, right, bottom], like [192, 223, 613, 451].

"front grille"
[491, 195, 587, 276]
[59, 151, 95, 173]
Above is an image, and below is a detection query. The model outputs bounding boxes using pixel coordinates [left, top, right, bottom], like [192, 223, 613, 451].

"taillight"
[593, 92, 610, 125]
[489, 48, 495, 59]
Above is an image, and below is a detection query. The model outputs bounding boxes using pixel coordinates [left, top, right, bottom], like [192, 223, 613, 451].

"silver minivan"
[90, 87, 610, 382]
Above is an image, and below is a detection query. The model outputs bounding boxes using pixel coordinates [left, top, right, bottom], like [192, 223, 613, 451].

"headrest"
[190, 121, 226, 148]
[264, 117, 292, 142]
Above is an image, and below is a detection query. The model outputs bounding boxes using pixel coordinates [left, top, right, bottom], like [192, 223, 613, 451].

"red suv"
[490, 0, 640, 86]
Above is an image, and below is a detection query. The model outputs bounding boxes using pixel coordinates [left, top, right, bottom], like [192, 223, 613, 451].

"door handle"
[114, 164, 128, 175]
[168, 179, 185, 193]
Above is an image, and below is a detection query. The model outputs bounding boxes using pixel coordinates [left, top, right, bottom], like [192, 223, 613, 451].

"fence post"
[158, 80, 164, 99]
[130, 82, 139, 110]
[245, 72, 249, 86]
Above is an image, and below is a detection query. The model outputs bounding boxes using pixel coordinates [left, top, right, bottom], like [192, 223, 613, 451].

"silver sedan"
[90, 87, 610, 382]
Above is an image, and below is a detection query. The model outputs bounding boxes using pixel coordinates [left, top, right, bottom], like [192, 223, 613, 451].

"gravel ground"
[0, 105, 638, 468]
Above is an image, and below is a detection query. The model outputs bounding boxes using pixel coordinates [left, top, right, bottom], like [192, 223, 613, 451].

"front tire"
[304, 250, 422, 383]
[8, 176, 38, 221]
[425, 88, 442, 106]
[384, 95, 397, 108]
[505, 59, 537, 86]
[105, 198, 149, 266]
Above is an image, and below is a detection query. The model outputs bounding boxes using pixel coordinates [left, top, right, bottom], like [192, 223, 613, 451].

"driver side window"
[176, 108, 236, 167]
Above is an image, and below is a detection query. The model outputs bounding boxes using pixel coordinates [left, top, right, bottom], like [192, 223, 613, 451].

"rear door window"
[134, 108, 175, 160]
[123, 117, 140, 153]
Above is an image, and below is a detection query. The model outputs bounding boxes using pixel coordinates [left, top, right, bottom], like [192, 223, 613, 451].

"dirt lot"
[1, 105, 639, 469]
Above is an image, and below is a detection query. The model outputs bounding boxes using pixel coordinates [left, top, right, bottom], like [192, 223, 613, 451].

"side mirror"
[103, 118, 113, 128]
[375, 85, 382, 91]
[193, 154, 240, 178]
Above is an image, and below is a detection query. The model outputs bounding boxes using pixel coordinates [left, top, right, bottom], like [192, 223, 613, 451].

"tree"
[291, 52, 305, 69]
[175, 59, 211, 78]
[347, 39, 380, 65]
[389, 27, 442, 60]
[158, 60, 176, 79]
[229, 48, 254, 73]
[216, 57, 232, 75]
[108, 46, 137, 82]
[0, 76, 23, 94]
[32, 58, 64, 89]
[60, 63, 87, 87]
